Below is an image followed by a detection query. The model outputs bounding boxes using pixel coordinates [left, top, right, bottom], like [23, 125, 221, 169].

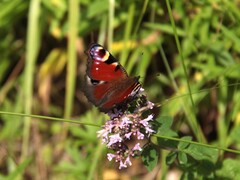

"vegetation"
[0, 0, 240, 179]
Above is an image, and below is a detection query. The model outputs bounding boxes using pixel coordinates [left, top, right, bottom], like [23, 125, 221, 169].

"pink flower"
[140, 114, 154, 126]
[107, 134, 122, 147]
[124, 156, 132, 166]
[147, 101, 155, 109]
[132, 143, 142, 151]
[120, 116, 132, 128]
[119, 160, 127, 169]
[145, 126, 155, 135]
[107, 153, 116, 161]
[137, 131, 145, 140]
[97, 88, 156, 169]
[108, 108, 123, 119]
[125, 132, 132, 139]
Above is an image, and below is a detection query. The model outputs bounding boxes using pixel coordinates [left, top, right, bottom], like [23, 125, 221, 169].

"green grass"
[0, 0, 240, 179]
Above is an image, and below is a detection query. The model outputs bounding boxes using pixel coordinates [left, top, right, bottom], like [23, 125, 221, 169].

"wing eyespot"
[98, 48, 106, 57]
[91, 79, 100, 85]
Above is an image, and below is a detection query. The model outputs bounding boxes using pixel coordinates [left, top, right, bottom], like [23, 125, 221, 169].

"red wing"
[84, 76, 141, 112]
[88, 60, 127, 81]
[86, 44, 127, 81]
[84, 44, 141, 112]
[100, 78, 141, 112]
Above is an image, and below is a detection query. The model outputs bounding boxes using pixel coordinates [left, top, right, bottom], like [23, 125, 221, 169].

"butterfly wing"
[99, 77, 141, 112]
[86, 44, 127, 81]
[83, 44, 141, 112]
[84, 76, 141, 112]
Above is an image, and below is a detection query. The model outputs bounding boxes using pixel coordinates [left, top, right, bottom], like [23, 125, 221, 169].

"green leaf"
[184, 144, 218, 163]
[178, 136, 192, 150]
[221, 25, 240, 51]
[180, 172, 195, 180]
[155, 116, 178, 149]
[144, 23, 186, 36]
[5, 157, 32, 180]
[142, 145, 159, 171]
[86, 0, 109, 18]
[157, 136, 178, 149]
[216, 158, 240, 179]
[166, 151, 177, 165]
[196, 160, 215, 178]
[156, 116, 177, 136]
[229, 125, 240, 143]
[178, 152, 188, 165]
[156, 116, 173, 129]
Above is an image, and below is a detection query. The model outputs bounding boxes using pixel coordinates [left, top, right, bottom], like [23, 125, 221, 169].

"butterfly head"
[89, 44, 110, 61]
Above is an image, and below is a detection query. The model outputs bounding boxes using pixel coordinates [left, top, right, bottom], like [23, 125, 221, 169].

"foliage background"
[0, 0, 240, 179]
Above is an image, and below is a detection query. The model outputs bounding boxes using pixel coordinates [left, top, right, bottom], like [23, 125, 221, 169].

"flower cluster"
[97, 89, 155, 169]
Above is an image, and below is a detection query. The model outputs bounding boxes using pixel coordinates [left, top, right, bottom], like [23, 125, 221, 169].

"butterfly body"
[83, 44, 141, 112]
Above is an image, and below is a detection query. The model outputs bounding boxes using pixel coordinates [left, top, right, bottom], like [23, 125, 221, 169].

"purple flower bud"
[107, 153, 116, 161]
[107, 134, 122, 147]
[119, 160, 127, 169]
[132, 143, 142, 151]
[124, 156, 132, 166]
[120, 116, 132, 128]
[145, 126, 155, 135]
[137, 131, 145, 140]
[125, 132, 132, 139]
[140, 114, 154, 126]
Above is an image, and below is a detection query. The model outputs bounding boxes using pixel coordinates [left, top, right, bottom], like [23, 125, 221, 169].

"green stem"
[154, 134, 240, 155]
[132, 0, 149, 39]
[64, 0, 78, 119]
[108, 0, 115, 51]
[120, 3, 135, 67]
[165, 0, 195, 109]
[21, 0, 41, 162]
[62, 0, 79, 139]
[0, 111, 101, 127]
[165, 0, 205, 142]
[87, 143, 104, 180]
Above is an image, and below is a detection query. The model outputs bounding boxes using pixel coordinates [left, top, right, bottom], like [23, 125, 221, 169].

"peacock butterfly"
[83, 43, 141, 112]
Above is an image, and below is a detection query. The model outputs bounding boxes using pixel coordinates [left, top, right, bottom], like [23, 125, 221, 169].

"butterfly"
[83, 44, 141, 112]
